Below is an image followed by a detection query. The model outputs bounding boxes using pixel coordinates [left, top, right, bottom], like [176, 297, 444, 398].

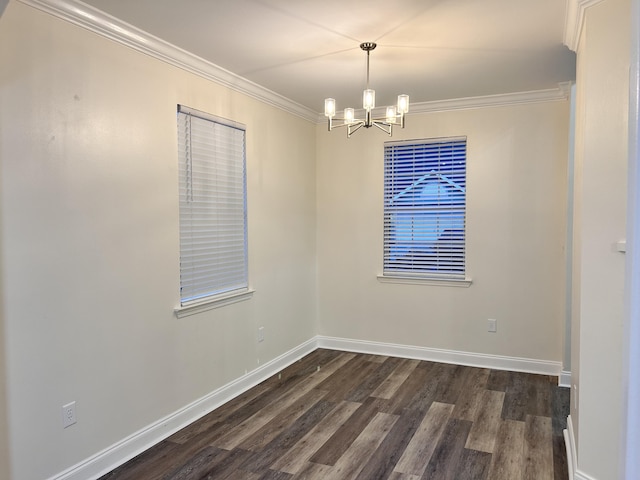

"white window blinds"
[383, 137, 467, 278]
[177, 106, 248, 306]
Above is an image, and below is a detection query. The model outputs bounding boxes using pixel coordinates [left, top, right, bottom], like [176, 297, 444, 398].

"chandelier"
[324, 42, 409, 137]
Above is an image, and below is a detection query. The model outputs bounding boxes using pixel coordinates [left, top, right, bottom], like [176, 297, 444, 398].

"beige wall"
[0, 3, 317, 479]
[316, 102, 569, 362]
[0, 2, 584, 480]
[571, 0, 631, 478]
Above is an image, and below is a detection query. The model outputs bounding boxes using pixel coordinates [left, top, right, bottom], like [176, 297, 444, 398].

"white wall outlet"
[488, 318, 497, 333]
[62, 401, 77, 428]
[257, 326, 264, 342]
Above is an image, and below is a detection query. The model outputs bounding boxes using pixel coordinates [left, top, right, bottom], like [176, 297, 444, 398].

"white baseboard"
[48, 335, 565, 479]
[560, 370, 572, 387]
[576, 469, 600, 479]
[317, 336, 563, 376]
[48, 338, 317, 480]
[565, 414, 578, 479]
[564, 414, 599, 480]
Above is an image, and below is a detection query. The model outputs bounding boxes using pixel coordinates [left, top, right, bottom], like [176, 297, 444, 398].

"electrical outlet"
[258, 326, 264, 343]
[62, 401, 77, 428]
[488, 318, 497, 333]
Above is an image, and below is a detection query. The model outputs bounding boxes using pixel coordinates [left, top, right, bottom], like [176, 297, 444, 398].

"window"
[176, 105, 250, 314]
[383, 137, 467, 282]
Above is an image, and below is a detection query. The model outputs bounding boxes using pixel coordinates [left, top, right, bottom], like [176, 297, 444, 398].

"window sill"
[174, 289, 255, 318]
[377, 274, 472, 288]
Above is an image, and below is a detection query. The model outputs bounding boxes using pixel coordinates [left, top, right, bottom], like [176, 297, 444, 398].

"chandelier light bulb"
[324, 98, 336, 117]
[363, 89, 375, 111]
[344, 108, 355, 124]
[397, 94, 410, 114]
[386, 106, 397, 123]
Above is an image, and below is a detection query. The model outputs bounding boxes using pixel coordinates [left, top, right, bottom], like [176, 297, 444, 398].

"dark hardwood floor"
[100, 349, 570, 480]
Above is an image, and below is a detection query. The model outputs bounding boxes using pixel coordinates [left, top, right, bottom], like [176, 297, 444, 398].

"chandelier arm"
[371, 111, 407, 127]
[347, 122, 365, 137]
[327, 119, 365, 130]
[372, 115, 397, 125]
[371, 121, 393, 136]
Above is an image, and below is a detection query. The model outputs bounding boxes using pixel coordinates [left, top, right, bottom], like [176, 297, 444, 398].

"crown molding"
[564, 0, 606, 51]
[15, 0, 319, 123]
[317, 82, 573, 123]
[409, 82, 572, 114]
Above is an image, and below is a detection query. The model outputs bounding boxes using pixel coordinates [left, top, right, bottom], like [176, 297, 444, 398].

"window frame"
[379, 136, 471, 287]
[174, 105, 253, 318]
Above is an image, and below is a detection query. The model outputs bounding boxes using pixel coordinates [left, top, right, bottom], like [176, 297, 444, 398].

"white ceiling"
[78, 0, 576, 113]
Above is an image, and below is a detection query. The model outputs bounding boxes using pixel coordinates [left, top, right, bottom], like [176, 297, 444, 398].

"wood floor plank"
[354, 404, 429, 480]
[487, 419, 525, 480]
[553, 435, 569, 480]
[552, 385, 570, 436]
[195, 448, 254, 480]
[291, 462, 334, 479]
[551, 384, 570, 480]
[382, 362, 434, 414]
[433, 364, 471, 405]
[329, 411, 398, 479]
[502, 372, 531, 421]
[465, 389, 506, 453]
[237, 389, 329, 452]
[455, 448, 492, 480]
[452, 368, 490, 421]
[394, 402, 454, 476]
[214, 353, 354, 451]
[162, 446, 223, 480]
[486, 369, 510, 392]
[345, 356, 401, 402]
[421, 418, 473, 480]
[255, 470, 293, 480]
[313, 354, 368, 394]
[323, 359, 380, 403]
[304, 351, 358, 384]
[214, 387, 328, 450]
[402, 362, 445, 414]
[525, 374, 554, 418]
[523, 415, 554, 480]
[238, 399, 336, 473]
[387, 473, 421, 480]
[127, 434, 226, 480]
[223, 470, 261, 480]
[361, 354, 389, 363]
[308, 396, 386, 466]
[371, 358, 420, 400]
[276, 348, 344, 384]
[173, 351, 351, 448]
[167, 380, 275, 444]
[98, 440, 178, 480]
[271, 400, 361, 474]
